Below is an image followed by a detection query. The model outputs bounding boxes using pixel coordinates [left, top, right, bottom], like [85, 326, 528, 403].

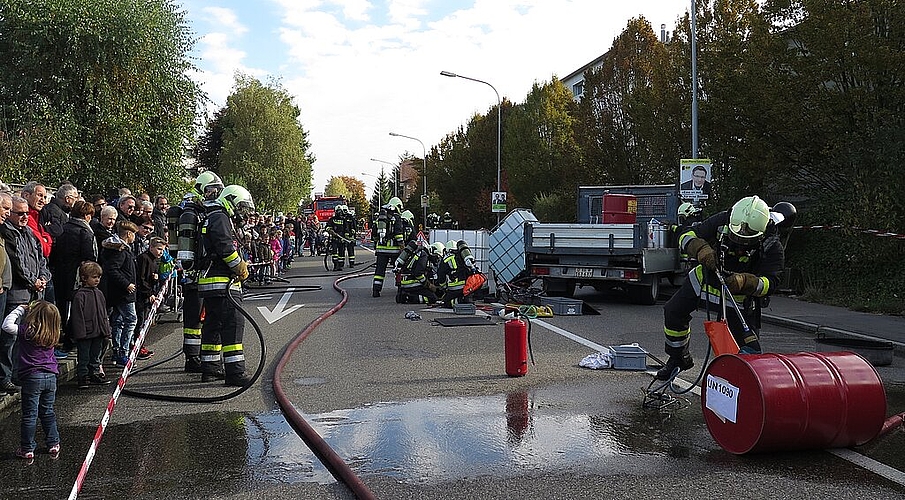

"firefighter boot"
[184, 356, 203, 373]
[655, 344, 694, 380]
[225, 373, 252, 387]
[201, 361, 225, 382]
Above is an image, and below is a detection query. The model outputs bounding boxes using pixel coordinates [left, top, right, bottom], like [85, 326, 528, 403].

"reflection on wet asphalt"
[1, 383, 904, 498]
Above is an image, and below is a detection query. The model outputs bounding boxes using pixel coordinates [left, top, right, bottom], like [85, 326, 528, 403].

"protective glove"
[685, 237, 717, 271]
[234, 260, 249, 281]
[726, 272, 760, 295]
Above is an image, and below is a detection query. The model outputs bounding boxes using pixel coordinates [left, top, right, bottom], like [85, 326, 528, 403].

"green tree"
[324, 176, 351, 199]
[200, 74, 314, 212]
[0, 0, 200, 196]
[335, 175, 369, 219]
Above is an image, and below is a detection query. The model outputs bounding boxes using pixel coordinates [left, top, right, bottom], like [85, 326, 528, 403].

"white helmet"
[217, 185, 254, 217]
[400, 210, 414, 223]
[728, 195, 770, 247]
[446, 240, 457, 252]
[334, 204, 346, 216]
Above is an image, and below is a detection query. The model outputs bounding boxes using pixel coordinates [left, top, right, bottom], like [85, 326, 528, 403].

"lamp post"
[440, 70, 502, 223]
[388, 132, 427, 228]
[361, 171, 383, 208]
[691, 0, 699, 158]
[369, 158, 398, 198]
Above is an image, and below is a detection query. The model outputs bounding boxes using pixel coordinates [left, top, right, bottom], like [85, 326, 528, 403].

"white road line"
[535, 317, 905, 484]
[531, 319, 609, 352]
[829, 448, 905, 488]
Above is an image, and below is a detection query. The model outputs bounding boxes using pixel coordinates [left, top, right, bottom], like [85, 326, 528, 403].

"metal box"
[611, 345, 648, 370]
[539, 296, 583, 316]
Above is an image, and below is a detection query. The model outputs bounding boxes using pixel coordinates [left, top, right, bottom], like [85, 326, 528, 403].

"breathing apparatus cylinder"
[456, 240, 475, 269]
[505, 319, 529, 377]
[165, 204, 183, 254]
[177, 205, 202, 270]
[375, 208, 390, 245]
[395, 241, 418, 269]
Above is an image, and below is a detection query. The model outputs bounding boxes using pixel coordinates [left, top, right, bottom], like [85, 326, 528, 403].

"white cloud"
[190, 0, 690, 195]
[201, 6, 248, 35]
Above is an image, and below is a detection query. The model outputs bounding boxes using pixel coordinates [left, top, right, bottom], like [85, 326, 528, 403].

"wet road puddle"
[3, 384, 904, 497]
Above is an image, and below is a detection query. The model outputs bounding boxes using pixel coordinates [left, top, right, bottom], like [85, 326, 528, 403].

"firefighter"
[166, 171, 224, 373]
[397, 241, 443, 304]
[672, 202, 705, 252]
[341, 204, 358, 267]
[439, 211, 455, 229]
[657, 195, 787, 380]
[197, 185, 254, 386]
[399, 210, 416, 245]
[325, 205, 348, 271]
[436, 239, 474, 308]
[372, 197, 404, 297]
[426, 212, 440, 229]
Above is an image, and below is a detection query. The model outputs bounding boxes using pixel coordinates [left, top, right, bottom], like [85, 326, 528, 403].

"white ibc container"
[489, 209, 538, 284]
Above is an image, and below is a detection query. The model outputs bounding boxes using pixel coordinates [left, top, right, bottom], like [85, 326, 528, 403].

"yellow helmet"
[387, 197, 403, 211]
[194, 171, 224, 200]
[400, 210, 414, 223]
[217, 185, 254, 217]
[430, 241, 445, 258]
[728, 195, 770, 246]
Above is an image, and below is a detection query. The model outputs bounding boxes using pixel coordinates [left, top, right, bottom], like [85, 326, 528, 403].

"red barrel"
[504, 319, 528, 377]
[702, 352, 886, 454]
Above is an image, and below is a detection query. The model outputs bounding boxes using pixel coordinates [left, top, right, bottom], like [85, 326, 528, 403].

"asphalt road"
[1, 252, 903, 499]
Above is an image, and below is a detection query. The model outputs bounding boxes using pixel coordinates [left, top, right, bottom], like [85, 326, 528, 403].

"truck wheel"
[543, 278, 576, 298]
[628, 275, 660, 305]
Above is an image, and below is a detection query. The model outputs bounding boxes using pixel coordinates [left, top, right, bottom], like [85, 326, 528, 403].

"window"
[572, 81, 584, 98]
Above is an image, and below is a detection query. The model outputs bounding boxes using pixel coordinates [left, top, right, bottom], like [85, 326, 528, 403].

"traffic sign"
[416, 230, 428, 246]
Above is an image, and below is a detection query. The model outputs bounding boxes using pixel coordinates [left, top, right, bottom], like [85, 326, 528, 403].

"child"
[270, 230, 282, 278]
[3, 301, 62, 460]
[69, 262, 112, 389]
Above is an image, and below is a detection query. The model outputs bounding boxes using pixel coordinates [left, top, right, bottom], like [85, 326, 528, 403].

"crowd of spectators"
[0, 180, 354, 396]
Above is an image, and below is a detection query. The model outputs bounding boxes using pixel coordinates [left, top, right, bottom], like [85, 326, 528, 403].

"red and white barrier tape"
[791, 225, 905, 240]
[68, 273, 172, 500]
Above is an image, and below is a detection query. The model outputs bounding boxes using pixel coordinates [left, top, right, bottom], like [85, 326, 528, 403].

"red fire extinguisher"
[505, 318, 529, 377]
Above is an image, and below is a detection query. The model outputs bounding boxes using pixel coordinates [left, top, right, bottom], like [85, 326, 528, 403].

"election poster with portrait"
[679, 159, 712, 201]
[491, 191, 507, 213]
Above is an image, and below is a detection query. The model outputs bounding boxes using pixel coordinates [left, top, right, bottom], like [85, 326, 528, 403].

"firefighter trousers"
[200, 290, 246, 376]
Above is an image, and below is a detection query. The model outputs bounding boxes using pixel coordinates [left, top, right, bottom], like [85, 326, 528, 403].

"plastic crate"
[539, 296, 583, 316]
[611, 345, 648, 370]
[453, 303, 476, 315]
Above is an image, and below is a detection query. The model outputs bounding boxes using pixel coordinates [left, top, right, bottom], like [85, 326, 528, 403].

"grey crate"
[540, 296, 583, 316]
[611, 345, 648, 370]
[453, 303, 476, 315]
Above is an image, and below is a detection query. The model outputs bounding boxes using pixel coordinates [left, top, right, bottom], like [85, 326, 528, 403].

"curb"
[762, 313, 905, 356]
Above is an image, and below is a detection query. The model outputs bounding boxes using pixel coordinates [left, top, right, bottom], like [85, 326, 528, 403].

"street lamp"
[369, 158, 398, 198]
[361, 171, 384, 207]
[691, 0, 699, 158]
[440, 70, 502, 223]
[388, 132, 427, 228]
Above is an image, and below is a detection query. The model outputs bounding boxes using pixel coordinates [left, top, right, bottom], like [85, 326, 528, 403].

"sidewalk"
[763, 295, 905, 349]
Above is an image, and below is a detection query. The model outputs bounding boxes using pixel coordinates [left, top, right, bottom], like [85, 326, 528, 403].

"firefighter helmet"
[387, 197, 403, 211]
[771, 201, 797, 229]
[334, 204, 346, 216]
[446, 240, 457, 252]
[194, 171, 224, 200]
[430, 241, 445, 258]
[217, 185, 255, 217]
[400, 210, 414, 223]
[728, 195, 770, 247]
[677, 202, 701, 220]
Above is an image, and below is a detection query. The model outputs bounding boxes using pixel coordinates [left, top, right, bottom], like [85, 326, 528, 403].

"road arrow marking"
[256, 289, 304, 324]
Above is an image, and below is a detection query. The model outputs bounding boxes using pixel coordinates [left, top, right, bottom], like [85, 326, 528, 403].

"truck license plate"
[574, 268, 594, 278]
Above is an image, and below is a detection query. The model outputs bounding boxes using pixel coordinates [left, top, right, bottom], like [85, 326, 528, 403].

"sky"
[180, 0, 691, 197]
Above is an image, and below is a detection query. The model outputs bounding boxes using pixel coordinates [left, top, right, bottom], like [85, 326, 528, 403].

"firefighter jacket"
[436, 251, 468, 292]
[197, 205, 244, 297]
[375, 209, 404, 254]
[678, 210, 784, 301]
[399, 248, 434, 289]
[326, 215, 347, 243]
[341, 213, 357, 239]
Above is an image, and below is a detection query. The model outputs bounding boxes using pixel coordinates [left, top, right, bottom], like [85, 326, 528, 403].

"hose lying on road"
[271, 271, 377, 500]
